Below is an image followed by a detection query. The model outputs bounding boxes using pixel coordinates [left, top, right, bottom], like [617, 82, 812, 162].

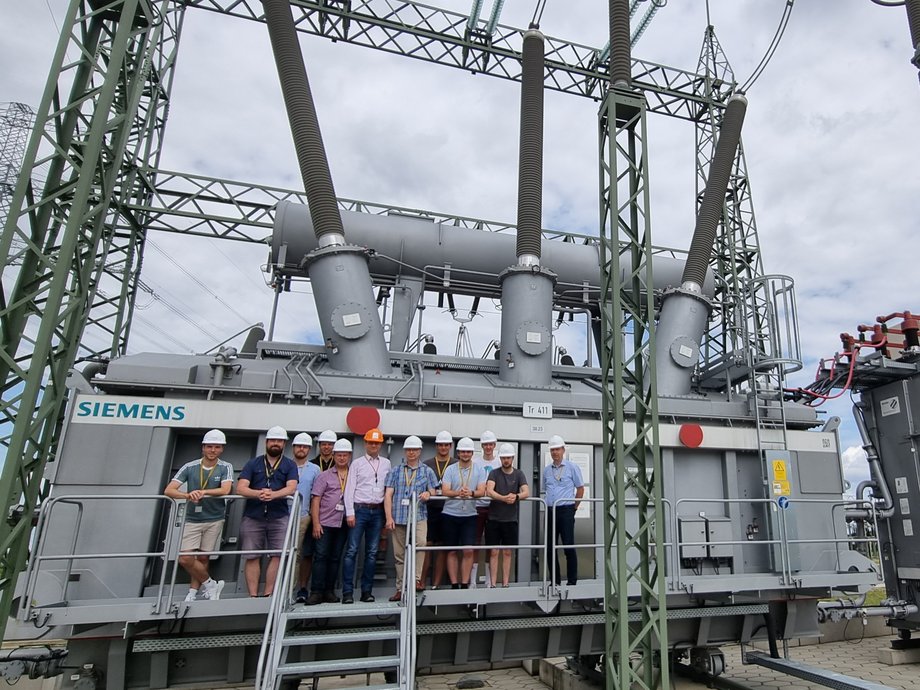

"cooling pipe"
[849, 402, 895, 520]
[499, 26, 557, 387]
[654, 93, 748, 397]
[262, 0, 391, 375]
[609, 0, 631, 88]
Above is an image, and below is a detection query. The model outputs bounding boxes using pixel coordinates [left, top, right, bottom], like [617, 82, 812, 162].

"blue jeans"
[311, 523, 349, 594]
[342, 506, 385, 595]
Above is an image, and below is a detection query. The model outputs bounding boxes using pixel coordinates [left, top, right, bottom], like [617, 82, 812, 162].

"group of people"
[164, 426, 586, 605]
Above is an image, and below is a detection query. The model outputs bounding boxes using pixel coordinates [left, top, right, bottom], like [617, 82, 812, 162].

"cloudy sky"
[3, 1, 919, 488]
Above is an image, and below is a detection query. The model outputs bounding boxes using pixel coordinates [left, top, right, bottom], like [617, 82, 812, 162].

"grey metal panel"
[57, 424, 154, 486]
[796, 450, 844, 495]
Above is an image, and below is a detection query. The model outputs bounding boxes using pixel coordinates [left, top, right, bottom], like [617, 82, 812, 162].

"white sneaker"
[201, 580, 225, 600]
[184, 590, 198, 602]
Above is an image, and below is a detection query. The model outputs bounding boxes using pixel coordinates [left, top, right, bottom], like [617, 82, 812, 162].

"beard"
[266, 445, 283, 459]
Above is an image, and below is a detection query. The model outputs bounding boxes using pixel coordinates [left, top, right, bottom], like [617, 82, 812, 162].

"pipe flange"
[331, 302, 372, 340]
[669, 335, 700, 369]
[516, 321, 551, 356]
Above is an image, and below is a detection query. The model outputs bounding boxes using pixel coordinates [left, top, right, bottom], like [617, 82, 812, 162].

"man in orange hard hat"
[342, 428, 391, 603]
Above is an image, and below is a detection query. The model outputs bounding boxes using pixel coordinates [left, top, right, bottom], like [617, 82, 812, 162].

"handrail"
[255, 491, 302, 690]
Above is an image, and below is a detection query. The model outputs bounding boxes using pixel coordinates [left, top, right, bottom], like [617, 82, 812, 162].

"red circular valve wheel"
[346, 406, 381, 436]
[679, 423, 704, 448]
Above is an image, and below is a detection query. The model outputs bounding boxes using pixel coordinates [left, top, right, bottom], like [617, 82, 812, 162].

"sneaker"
[415, 580, 425, 592]
[388, 591, 401, 602]
[294, 588, 308, 604]
[184, 590, 198, 602]
[342, 594, 354, 605]
[360, 591, 375, 603]
[305, 592, 324, 606]
[323, 591, 338, 604]
[201, 580, 225, 601]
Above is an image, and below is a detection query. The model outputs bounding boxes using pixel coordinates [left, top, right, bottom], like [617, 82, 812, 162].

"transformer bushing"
[654, 283, 712, 396]
[304, 245, 393, 375]
[498, 264, 557, 386]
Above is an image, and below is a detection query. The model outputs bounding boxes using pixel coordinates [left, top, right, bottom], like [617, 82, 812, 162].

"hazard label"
[772, 460, 787, 481]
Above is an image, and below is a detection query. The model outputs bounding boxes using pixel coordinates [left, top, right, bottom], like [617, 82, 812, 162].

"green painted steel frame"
[598, 88, 669, 690]
[0, 0, 185, 636]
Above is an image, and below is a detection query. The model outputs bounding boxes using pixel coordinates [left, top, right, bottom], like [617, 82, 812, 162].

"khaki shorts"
[180, 520, 224, 553]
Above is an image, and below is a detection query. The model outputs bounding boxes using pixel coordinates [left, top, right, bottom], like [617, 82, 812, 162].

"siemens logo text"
[76, 401, 186, 421]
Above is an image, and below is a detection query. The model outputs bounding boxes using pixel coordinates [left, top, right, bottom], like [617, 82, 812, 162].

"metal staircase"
[256, 513, 418, 690]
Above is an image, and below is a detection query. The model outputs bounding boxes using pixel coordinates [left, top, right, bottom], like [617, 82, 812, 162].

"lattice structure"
[598, 88, 668, 690]
[0, 0, 185, 627]
[0, 103, 35, 250]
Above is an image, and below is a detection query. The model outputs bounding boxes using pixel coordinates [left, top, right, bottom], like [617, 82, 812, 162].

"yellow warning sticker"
[772, 460, 787, 481]
[772, 480, 791, 496]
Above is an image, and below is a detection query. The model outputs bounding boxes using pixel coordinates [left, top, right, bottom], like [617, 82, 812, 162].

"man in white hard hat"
[306, 438, 353, 605]
[471, 430, 499, 587]
[421, 430, 456, 588]
[342, 428, 391, 604]
[312, 429, 337, 472]
[441, 437, 487, 588]
[384, 436, 438, 601]
[541, 435, 584, 586]
[164, 429, 234, 602]
[485, 443, 529, 587]
[293, 433, 320, 603]
[236, 426, 299, 597]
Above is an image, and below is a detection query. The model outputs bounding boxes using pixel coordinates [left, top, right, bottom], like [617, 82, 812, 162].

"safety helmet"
[403, 435, 423, 450]
[548, 434, 565, 449]
[498, 443, 515, 457]
[202, 429, 226, 445]
[318, 429, 337, 443]
[293, 432, 312, 447]
[266, 426, 288, 441]
[333, 438, 353, 453]
[480, 430, 497, 444]
[456, 437, 475, 452]
[364, 428, 384, 443]
[435, 430, 453, 445]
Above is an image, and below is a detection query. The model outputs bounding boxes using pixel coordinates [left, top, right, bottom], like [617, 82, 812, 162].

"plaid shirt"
[385, 461, 438, 524]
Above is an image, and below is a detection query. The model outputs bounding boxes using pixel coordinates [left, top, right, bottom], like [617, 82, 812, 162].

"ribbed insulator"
[262, 0, 344, 241]
[609, 0, 631, 87]
[516, 29, 545, 262]
[682, 94, 748, 288]
[907, 0, 920, 52]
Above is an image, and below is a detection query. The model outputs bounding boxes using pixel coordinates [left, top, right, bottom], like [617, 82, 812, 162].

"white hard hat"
[293, 432, 312, 447]
[318, 429, 337, 443]
[480, 430, 497, 444]
[403, 435, 423, 450]
[498, 443, 515, 457]
[202, 429, 226, 445]
[333, 438, 353, 453]
[435, 430, 453, 445]
[266, 426, 288, 441]
[457, 437, 475, 452]
[548, 434, 566, 449]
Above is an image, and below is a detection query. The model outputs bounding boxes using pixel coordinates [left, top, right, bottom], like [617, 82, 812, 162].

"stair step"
[326, 685, 399, 690]
[282, 627, 399, 647]
[277, 655, 400, 676]
[286, 600, 401, 620]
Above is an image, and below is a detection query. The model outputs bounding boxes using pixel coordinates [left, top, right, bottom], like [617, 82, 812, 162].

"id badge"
[335, 503, 345, 512]
[400, 498, 410, 507]
[193, 505, 202, 513]
[435, 488, 442, 495]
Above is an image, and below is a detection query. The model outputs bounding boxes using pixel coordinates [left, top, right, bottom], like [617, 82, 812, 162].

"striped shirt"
[171, 459, 234, 523]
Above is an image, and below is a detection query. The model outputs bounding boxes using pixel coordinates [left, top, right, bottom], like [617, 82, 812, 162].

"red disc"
[678, 423, 704, 448]
[346, 406, 381, 436]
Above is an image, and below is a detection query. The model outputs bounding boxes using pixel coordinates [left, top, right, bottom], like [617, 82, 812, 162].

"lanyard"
[264, 456, 282, 481]
[458, 465, 472, 489]
[434, 458, 449, 480]
[199, 461, 218, 489]
[337, 469, 348, 494]
[403, 465, 418, 489]
[319, 456, 333, 471]
[552, 463, 565, 483]
[367, 457, 380, 484]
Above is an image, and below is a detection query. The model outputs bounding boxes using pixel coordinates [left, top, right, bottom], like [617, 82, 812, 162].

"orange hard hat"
[364, 428, 384, 443]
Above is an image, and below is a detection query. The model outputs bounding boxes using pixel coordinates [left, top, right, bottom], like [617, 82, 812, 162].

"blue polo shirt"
[240, 454, 298, 520]
[541, 459, 584, 507]
[296, 462, 322, 518]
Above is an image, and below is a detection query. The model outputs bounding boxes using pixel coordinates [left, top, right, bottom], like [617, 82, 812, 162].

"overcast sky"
[3, 1, 920, 488]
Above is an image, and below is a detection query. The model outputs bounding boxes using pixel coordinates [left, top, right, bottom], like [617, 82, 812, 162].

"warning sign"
[772, 480, 791, 496]
[772, 460, 787, 481]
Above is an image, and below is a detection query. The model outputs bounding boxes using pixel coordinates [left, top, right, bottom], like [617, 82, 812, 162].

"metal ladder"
[255, 515, 418, 690]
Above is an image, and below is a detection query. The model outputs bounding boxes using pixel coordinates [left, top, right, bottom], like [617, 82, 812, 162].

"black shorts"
[442, 514, 477, 547]
[485, 519, 519, 547]
[427, 510, 445, 544]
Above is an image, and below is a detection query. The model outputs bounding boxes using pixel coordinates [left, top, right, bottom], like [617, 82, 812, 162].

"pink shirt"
[343, 454, 391, 516]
